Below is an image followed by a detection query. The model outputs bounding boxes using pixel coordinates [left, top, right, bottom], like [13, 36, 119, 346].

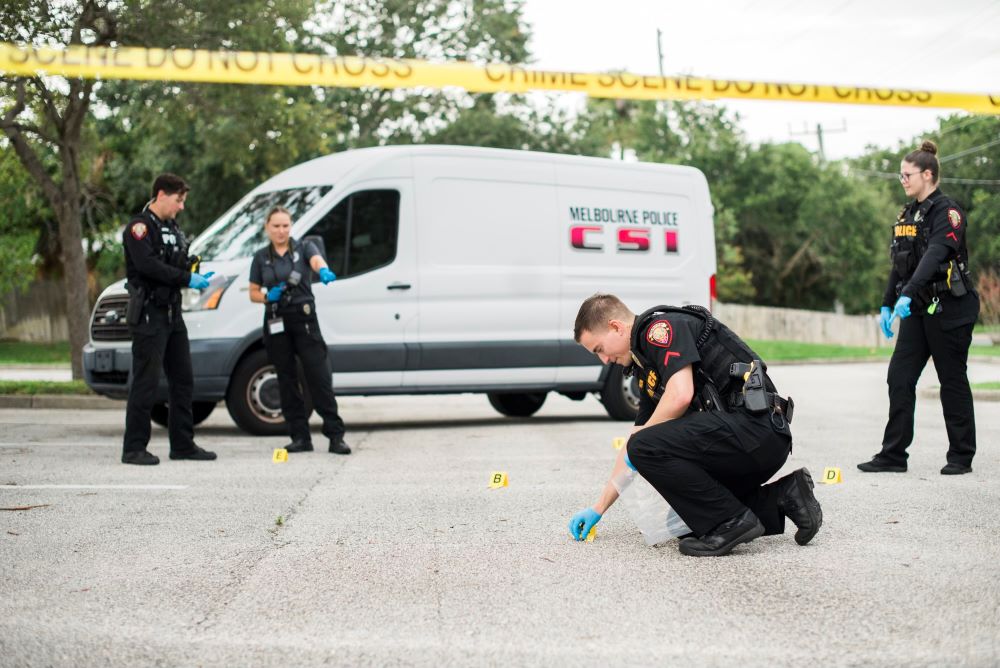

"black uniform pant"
[263, 314, 345, 444]
[123, 304, 196, 455]
[880, 316, 976, 467]
[627, 410, 792, 537]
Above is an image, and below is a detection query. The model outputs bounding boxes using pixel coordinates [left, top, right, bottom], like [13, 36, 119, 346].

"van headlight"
[181, 275, 237, 312]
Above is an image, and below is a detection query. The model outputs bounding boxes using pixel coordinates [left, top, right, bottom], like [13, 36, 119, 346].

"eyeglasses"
[898, 170, 924, 183]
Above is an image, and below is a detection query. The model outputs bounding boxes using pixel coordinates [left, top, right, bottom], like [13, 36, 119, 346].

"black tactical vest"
[629, 304, 777, 401]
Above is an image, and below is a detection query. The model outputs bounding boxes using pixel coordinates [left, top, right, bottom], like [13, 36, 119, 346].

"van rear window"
[189, 186, 332, 261]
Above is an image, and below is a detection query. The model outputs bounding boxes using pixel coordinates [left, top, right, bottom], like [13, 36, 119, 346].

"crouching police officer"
[122, 173, 217, 465]
[861, 140, 980, 475]
[568, 294, 822, 557]
[248, 207, 350, 455]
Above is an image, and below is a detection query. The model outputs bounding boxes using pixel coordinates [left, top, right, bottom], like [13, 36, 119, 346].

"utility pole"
[789, 120, 847, 163]
[656, 28, 665, 76]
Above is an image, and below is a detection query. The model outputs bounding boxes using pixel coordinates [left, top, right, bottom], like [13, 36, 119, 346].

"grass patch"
[0, 341, 71, 365]
[0, 380, 93, 395]
[970, 345, 1000, 357]
[746, 340, 892, 361]
[971, 382, 1000, 390]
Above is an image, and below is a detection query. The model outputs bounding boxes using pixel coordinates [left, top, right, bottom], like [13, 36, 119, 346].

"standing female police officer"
[249, 207, 351, 455]
[859, 140, 979, 475]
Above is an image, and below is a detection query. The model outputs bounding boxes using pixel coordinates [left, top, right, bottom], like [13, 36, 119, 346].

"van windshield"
[190, 186, 332, 261]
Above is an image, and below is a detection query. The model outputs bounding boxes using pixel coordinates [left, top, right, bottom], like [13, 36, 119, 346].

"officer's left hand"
[568, 507, 602, 541]
[879, 306, 894, 339]
[893, 296, 912, 320]
[319, 267, 336, 284]
[203, 271, 215, 280]
[188, 273, 210, 290]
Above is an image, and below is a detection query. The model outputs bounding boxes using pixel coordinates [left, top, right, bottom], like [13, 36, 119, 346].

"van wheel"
[487, 392, 547, 417]
[226, 349, 313, 435]
[600, 366, 640, 421]
[150, 401, 217, 427]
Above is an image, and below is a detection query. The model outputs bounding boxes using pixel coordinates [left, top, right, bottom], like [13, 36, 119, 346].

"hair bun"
[920, 140, 938, 155]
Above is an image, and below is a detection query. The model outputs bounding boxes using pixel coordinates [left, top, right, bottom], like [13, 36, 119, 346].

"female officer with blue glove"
[249, 207, 350, 455]
[861, 140, 979, 475]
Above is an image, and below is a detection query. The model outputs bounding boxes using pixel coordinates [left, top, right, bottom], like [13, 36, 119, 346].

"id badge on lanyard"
[268, 317, 285, 335]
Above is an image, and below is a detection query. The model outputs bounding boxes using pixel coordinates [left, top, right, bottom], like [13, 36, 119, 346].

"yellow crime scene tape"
[2, 43, 999, 114]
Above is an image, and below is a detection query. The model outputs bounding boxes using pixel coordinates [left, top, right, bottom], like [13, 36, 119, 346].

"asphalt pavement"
[1, 361, 998, 667]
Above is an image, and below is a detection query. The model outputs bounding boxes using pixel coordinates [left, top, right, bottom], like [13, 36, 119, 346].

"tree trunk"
[56, 187, 91, 380]
[52, 140, 90, 380]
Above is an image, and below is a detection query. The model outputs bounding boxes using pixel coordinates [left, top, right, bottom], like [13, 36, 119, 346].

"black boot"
[776, 468, 823, 546]
[678, 509, 764, 557]
[941, 463, 972, 475]
[169, 445, 217, 461]
[284, 441, 314, 453]
[122, 450, 159, 466]
[328, 437, 351, 455]
[857, 455, 906, 472]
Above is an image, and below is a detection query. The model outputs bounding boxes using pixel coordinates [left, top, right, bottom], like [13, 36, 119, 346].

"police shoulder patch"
[645, 319, 672, 348]
[130, 222, 148, 240]
[947, 208, 962, 229]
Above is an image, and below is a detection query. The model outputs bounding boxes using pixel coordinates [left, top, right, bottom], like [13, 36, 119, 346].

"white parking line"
[0, 484, 188, 490]
[0, 443, 116, 447]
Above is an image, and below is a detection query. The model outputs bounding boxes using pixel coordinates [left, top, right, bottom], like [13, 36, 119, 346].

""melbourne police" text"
[569, 206, 678, 226]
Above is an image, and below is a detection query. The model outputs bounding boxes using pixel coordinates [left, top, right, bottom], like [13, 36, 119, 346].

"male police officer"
[121, 173, 217, 465]
[568, 294, 822, 557]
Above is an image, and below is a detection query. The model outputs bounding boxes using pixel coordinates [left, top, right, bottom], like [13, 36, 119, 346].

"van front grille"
[91, 295, 131, 341]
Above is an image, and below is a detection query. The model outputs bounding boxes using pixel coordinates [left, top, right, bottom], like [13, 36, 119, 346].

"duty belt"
[728, 391, 794, 424]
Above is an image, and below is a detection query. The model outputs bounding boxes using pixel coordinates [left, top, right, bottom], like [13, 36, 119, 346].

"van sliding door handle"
[387, 283, 412, 290]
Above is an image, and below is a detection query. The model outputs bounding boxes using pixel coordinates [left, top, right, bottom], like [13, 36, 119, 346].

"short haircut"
[151, 173, 189, 200]
[574, 293, 634, 342]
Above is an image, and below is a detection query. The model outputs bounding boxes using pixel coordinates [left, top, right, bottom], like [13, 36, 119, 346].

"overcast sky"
[520, 0, 1000, 159]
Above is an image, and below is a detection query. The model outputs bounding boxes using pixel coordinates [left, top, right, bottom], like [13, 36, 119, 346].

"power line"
[848, 167, 1000, 186]
[939, 136, 1000, 163]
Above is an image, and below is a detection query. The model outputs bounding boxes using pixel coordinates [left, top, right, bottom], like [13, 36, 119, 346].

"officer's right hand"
[188, 273, 211, 290]
[893, 295, 912, 320]
[568, 507, 602, 541]
[879, 306, 894, 339]
[266, 282, 286, 303]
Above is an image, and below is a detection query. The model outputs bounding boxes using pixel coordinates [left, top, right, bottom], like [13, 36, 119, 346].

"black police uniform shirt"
[883, 188, 977, 325]
[123, 209, 191, 297]
[249, 240, 320, 312]
[632, 313, 703, 426]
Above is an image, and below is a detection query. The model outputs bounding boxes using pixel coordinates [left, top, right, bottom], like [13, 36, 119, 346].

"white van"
[84, 145, 717, 434]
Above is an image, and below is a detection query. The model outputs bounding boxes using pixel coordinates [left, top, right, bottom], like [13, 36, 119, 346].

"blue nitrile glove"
[879, 306, 894, 339]
[319, 267, 336, 284]
[568, 507, 602, 541]
[188, 273, 210, 290]
[203, 271, 215, 280]
[266, 282, 286, 303]
[624, 452, 637, 471]
[893, 295, 912, 320]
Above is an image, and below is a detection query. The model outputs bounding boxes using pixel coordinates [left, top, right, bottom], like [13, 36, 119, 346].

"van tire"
[487, 392, 547, 417]
[150, 401, 217, 428]
[600, 366, 640, 421]
[226, 349, 313, 436]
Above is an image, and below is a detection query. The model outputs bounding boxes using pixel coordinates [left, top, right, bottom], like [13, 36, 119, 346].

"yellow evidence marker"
[272, 448, 288, 463]
[585, 527, 596, 542]
[612, 437, 626, 451]
[488, 471, 509, 488]
[822, 467, 842, 484]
